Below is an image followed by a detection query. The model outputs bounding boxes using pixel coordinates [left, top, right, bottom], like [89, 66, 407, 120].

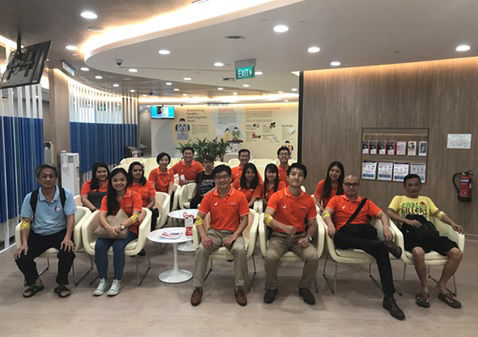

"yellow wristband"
[195, 217, 204, 226]
[322, 211, 331, 218]
[20, 220, 31, 230]
[129, 213, 139, 222]
[264, 213, 273, 226]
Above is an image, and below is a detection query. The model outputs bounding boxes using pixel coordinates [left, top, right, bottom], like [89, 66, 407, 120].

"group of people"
[14, 145, 465, 321]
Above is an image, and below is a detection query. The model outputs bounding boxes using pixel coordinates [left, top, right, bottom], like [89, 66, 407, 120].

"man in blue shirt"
[15, 164, 77, 298]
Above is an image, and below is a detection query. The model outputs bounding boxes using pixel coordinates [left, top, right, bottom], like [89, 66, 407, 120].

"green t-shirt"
[388, 195, 439, 221]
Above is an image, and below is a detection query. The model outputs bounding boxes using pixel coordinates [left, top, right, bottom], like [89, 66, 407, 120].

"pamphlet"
[410, 163, 427, 183]
[396, 141, 406, 155]
[361, 161, 377, 180]
[418, 141, 428, 156]
[378, 140, 386, 155]
[407, 141, 417, 156]
[377, 162, 393, 181]
[387, 140, 396, 155]
[393, 163, 409, 182]
[362, 140, 370, 154]
[369, 141, 378, 154]
[160, 231, 182, 239]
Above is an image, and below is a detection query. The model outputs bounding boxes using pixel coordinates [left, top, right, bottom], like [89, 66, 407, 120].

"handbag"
[93, 209, 129, 239]
[401, 214, 439, 243]
[88, 191, 107, 209]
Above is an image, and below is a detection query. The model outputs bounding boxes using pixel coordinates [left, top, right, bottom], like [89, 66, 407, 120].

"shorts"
[405, 235, 458, 256]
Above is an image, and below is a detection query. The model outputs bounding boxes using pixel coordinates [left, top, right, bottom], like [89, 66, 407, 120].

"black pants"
[15, 229, 75, 286]
[334, 224, 395, 296]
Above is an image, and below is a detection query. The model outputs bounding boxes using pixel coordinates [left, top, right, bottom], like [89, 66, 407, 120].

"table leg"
[158, 243, 193, 283]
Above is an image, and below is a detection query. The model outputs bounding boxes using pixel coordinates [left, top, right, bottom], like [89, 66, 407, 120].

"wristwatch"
[120, 225, 125, 231]
[307, 236, 313, 242]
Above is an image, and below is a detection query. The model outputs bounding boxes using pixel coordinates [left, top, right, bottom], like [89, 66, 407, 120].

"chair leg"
[136, 251, 151, 286]
[322, 254, 336, 294]
[74, 255, 94, 286]
[204, 259, 213, 281]
[247, 256, 257, 292]
[368, 263, 382, 291]
[38, 257, 50, 277]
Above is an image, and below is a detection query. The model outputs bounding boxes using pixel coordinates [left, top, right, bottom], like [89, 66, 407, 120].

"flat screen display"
[151, 105, 174, 119]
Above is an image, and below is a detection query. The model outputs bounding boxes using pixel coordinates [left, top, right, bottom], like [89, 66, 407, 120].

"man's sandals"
[22, 284, 44, 298]
[415, 292, 430, 308]
[438, 292, 462, 309]
[53, 284, 71, 298]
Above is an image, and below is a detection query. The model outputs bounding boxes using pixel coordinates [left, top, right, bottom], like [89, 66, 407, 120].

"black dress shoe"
[190, 287, 203, 306]
[264, 288, 278, 304]
[383, 295, 405, 320]
[298, 287, 316, 305]
[383, 240, 402, 259]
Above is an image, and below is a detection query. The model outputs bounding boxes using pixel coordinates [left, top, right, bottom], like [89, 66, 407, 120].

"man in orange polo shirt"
[323, 175, 405, 320]
[191, 165, 250, 307]
[231, 148, 251, 182]
[171, 146, 204, 186]
[263, 163, 319, 305]
[276, 146, 291, 186]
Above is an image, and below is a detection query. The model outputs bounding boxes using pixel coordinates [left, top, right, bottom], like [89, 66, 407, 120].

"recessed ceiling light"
[80, 11, 98, 20]
[291, 88, 298, 92]
[113, 83, 119, 87]
[284, 100, 289, 102]
[273, 24, 289, 33]
[130, 89, 136, 93]
[158, 49, 171, 55]
[278, 91, 283, 94]
[255, 71, 263, 75]
[80, 67, 90, 72]
[184, 77, 192, 81]
[183, 93, 188, 96]
[214, 62, 224, 67]
[456, 44, 471, 52]
[128, 68, 138, 73]
[291, 71, 300, 76]
[65, 45, 78, 51]
[165, 82, 172, 86]
[330, 61, 341, 67]
[233, 92, 238, 95]
[95, 75, 103, 79]
[218, 87, 223, 90]
[142, 94, 147, 97]
[242, 84, 250, 87]
[307, 46, 320, 53]
[173, 88, 180, 91]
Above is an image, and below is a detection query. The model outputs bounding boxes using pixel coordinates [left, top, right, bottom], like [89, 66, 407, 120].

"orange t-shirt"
[80, 179, 108, 195]
[314, 180, 338, 208]
[326, 195, 382, 230]
[263, 180, 287, 201]
[277, 165, 289, 186]
[171, 160, 204, 181]
[231, 165, 263, 183]
[232, 179, 262, 202]
[198, 187, 249, 231]
[267, 187, 316, 233]
[148, 167, 174, 193]
[100, 189, 143, 234]
[129, 180, 155, 207]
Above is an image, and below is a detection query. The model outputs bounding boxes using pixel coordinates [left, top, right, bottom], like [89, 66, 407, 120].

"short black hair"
[277, 146, 291, 156]
[403, 174, 421, 185]
[182, 146, 194, 154]
[156, 152, 171, 164]
[213, 164, 231, 178]
[238, 149, 250, 157]
[202, 155, 214, 163]
[36, 164, 58, 178]
[287, 162, 307, 179]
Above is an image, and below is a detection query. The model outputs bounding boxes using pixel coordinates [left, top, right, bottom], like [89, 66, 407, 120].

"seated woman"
[262, 163, 286, 208]
[233, 162, 263, 208]
[128, 162, 156, 226]
[93, 168, 143, 297]
[190, 155, 215, 209]
[148, 152, 174, 196]
[80, 162, 109, 212]
[314, 161, 344, 213]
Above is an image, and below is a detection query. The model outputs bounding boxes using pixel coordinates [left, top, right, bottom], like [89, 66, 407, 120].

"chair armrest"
[193, 223, 200, 248]
[81, 211, 100, 255]
[15, 223, 21, 248]
[258, 213, 268, 257]
[129, 208, 152, 256]
[315, 214, 326, 258]
[253, 200, 263, 214]
[159, 193, 171, 228]
[432, 217, 465, 252]
[246, 211, 259, 258]
[390, 220, 405, 250]
[74, 206, 92, 251]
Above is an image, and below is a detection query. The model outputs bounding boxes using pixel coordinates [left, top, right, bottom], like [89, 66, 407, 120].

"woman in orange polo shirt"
[80, 162, 109, 211]
[314, 161, 345, 212]
[148, 152, 174, 196]
[93, 168, 143, 297]
[262, 163, 286, 208]
[233, 162, 263, 208]
[128, 162, 155, 225]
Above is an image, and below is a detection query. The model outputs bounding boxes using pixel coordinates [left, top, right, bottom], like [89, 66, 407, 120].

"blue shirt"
[21, 186, 77, 235]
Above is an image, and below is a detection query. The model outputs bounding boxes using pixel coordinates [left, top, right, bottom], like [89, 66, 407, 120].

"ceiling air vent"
[225, 35, 245, 40]
[223, 77, 235, 81]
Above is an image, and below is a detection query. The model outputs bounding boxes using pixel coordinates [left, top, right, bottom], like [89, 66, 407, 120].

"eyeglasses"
[343, 182, 360, 187]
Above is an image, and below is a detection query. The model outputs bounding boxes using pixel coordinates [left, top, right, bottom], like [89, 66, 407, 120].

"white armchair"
[253, 199, 264, 214]
[171, 183, 180, 211]
[391, 217, 465, 295]
[81, 208, 152, 285]
[192, 211, 259, 290]
[258, 213, 325, 292]
[154, 192, 171, 229]
[178, 183, 196, 209]
[74, 195, 83, 206]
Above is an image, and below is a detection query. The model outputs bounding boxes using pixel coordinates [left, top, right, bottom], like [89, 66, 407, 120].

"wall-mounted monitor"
[151, 105, 174, 119]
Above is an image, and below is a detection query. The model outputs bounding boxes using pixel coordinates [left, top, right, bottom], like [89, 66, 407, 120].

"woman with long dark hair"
[93, 168, 143, 297]
[233, 162, 262, 208]
[80, 162, 109, 211]
[262, 163, 286, 207]
[128, 162, 155, 225]
[314, 161, 345, 212]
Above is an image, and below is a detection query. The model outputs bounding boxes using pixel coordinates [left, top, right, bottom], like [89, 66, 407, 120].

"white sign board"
[447, 134, 472, 149]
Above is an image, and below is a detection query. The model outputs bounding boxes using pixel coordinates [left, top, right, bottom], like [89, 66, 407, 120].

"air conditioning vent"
[225, 35, 245, 40]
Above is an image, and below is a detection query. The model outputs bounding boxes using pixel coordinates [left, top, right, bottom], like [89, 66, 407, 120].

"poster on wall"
[418, 141, 428, 156]
[407, 141, 417, 156]
[175, 118, 191, 140]
[393, 163, 409, 182]
[361, 161, 377, 180]
[410, 163, 427, 183]
[377, 162, 393, 181]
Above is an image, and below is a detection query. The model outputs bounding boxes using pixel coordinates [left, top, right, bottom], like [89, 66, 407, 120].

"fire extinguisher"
[452, 171, 472, 202]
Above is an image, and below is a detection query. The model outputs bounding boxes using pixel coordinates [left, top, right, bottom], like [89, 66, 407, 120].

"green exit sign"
[236, 66, 255, 79]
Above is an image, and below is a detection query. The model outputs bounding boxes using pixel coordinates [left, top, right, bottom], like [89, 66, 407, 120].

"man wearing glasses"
[323, 175, 406, 320]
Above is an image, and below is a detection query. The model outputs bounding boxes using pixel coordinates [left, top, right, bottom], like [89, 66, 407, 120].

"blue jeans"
[95, 231, 137, 280]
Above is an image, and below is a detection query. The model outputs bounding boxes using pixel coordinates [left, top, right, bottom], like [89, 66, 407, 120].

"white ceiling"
[85, 0, 478, 96]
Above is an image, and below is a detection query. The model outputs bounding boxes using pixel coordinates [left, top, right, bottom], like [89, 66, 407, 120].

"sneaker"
[93, 278, 108, 296]
[107, 279, 121, 297]
[383, 240, 402, 259]
[383, 295, 406, 320]
[190, 287, 203, 306]
[264, 288, 278, 304]
[298, 287, 316, 305]
[234, 288, 247, 306]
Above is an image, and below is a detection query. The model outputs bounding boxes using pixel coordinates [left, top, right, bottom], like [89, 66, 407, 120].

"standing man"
[14, 164, 77, 298]
[263, 163, 319, 305]
[323, 175, 405, 320]
[191, 165, 250, 306]
[276, 146, 291, 186]
[172, 146, 204, 186]
[231, 149, 251, 182]
[386, 174, 464, 309]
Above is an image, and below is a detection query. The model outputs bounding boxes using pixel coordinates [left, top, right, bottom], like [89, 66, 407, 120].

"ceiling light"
[218, 87, 223, 91]
[456, 44, 471, 52]
[184, 77, 192, 81]
[284, 100, 289, 102]
[80, 67, 90, 72]
[291, 88, 298, 92]
[173, 88, 180, 91]
[165, 82, 172, 85]
[307, 46, 320, 53]
[233, 92, 238, 95]
[95, 75, 103, 79]
[65, 45, 78, 51]
[278, 91, 283, 94]
[183, 93, 188, 96]
[130, 89, 136, 93]
[242, 84, 250, 87]
[330, 61, 341, 67]
[273, 24, 289, 33]
[158, 49, 171, 55]
[128, 68, 138, 73]
[142, 94, 147, 97]
[255, 71, 263, 75]
[291, 71, 300, 76]
[113, 83, 119, 87]
[80, 11, 98, 20]
[214, 62, 224, 67]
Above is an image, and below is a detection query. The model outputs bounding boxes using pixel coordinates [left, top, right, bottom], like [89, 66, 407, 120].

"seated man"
[171, 146, 204, 186]
[264, 163, 319, 305]
[191, 165, 250, 306]
[323, 175, 405, 320]
[231, 148, 263, 183]
[276, 146, 291, 186]
[14, 164, 76, 298]
[386, 174, 464, 309]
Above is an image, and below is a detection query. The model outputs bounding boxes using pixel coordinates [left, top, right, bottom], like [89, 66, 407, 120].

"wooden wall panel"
[301, 57, 478, 234]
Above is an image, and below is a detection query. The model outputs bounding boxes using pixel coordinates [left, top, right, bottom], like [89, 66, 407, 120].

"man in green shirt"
[386, 174, 464, 309]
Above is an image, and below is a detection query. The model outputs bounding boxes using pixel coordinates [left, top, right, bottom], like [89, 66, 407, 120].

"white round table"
[147, 227, 193, 283]
[168, 209, 198, 252]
